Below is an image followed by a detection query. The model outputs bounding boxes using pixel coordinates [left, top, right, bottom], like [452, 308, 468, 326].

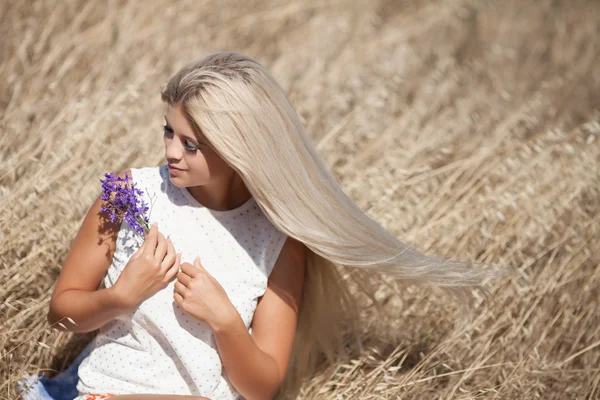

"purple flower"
[98, 172, 150, 236]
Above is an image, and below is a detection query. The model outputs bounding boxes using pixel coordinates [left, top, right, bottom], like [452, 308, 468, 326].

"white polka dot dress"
[76, 164, 288, 399]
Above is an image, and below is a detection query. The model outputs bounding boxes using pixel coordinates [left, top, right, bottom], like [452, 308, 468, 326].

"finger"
[174, 281, 188, 297]
[176, 269, 192, 287]
[181, 261, 198, 278]
[131, 242, 145, 260]
[143, 223, 158, 256]
[166, 252, 181, 282]
[154, 230, 168, 262]
[159, 237, 175, 270]
[173, 291, 184, 306]
[194, 256, 209, 274]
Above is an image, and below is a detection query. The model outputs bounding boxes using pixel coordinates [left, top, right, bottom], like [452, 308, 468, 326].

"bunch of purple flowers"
[99, 172, 150, 236]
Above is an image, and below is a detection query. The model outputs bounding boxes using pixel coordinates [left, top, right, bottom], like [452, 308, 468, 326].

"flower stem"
[136, 215, 151, 236]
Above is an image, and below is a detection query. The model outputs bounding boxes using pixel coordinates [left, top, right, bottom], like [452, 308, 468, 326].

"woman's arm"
[212, 236, 306, 400]
[47, 170, 135, 333]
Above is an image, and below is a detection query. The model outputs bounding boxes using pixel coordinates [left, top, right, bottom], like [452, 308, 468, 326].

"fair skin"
[162, 102, 251, 212]
[48, 102, 306, 400]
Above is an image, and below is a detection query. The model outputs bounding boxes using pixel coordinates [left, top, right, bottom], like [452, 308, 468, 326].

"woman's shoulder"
[108, 164, 161, 179]
[127, 164, 166, 176]
[118, 164, 167, 187]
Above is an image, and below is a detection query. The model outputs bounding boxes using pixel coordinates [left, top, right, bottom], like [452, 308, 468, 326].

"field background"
[1, 0, 599, 399]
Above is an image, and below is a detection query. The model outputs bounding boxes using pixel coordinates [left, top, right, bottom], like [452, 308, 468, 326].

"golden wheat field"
[1, 0, 599, 399]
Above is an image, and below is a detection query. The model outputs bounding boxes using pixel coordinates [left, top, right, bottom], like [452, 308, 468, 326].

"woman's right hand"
[113, 223, 181, 310]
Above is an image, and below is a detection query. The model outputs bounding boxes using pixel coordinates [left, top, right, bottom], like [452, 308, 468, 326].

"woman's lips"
[168, 164, 185, 173]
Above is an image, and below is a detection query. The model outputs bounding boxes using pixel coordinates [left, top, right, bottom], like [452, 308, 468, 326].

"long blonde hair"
[160, 52, 505, 399]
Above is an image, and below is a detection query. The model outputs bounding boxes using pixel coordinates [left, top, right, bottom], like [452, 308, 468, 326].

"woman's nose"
[165, 139, 183, 160]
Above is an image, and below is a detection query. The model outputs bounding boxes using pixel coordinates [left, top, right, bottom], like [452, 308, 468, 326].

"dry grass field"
[1, 0, 599, 399]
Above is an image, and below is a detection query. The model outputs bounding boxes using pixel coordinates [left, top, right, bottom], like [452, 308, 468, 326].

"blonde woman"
[19, 52, 503, 400]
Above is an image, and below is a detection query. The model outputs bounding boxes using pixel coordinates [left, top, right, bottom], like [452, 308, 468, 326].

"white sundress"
[75, 164, 288, 399]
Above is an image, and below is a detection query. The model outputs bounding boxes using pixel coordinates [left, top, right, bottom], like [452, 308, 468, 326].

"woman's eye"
[163, 125, 198, 152]
[184, 140, 198, 152]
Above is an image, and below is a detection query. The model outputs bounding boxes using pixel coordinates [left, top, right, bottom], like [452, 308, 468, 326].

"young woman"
[25, 52, 502, 400]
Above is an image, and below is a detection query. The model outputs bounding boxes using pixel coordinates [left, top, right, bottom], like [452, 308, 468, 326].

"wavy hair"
[160, 51, 505, 399]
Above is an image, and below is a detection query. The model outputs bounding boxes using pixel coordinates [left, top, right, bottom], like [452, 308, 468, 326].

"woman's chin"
[168, 176, 184, 186]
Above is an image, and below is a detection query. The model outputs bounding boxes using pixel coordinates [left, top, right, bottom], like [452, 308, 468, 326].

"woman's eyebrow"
[164, 115, 200, 143]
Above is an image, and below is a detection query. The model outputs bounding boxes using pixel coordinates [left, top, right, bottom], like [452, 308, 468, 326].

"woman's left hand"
[174, 256, 238, 330]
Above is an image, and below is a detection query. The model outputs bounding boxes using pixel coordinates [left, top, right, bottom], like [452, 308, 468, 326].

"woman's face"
[163, 102, 234, 187]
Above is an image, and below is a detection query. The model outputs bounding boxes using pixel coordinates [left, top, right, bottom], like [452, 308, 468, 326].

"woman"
[18, 52, 504, 400]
